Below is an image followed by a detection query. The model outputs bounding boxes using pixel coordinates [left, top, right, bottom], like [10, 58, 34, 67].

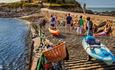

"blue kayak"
[82, 36, 115, 65]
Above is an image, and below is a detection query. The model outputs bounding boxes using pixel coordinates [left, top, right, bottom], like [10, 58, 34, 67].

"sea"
[87, 7, 115, 12]
[0, 18, 30, 70]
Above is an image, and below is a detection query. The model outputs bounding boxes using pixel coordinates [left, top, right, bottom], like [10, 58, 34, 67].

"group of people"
[50, 13, 93, 35]
[50, 13, 112, 36]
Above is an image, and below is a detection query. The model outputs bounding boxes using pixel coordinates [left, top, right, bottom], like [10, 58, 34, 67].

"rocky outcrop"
[43, 0, 83, 13]
[99, 11, 115, 16]
[0, 2, 41, 18]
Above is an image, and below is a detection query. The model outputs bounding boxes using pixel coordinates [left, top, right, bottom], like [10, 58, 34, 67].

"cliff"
[44, 0, 83, 13]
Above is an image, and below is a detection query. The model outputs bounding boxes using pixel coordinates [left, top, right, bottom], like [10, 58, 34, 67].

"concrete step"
[63, 50, 115, 70]
[64, 59, 115, 70]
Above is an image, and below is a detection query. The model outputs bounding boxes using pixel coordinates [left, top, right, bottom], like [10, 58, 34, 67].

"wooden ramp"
[31, 51, 41, 70]
[64, 51, 115, 70]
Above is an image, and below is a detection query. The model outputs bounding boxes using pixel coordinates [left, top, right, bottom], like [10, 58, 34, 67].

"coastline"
[0, 4, 115, 36]
[40, 8, 115, 36]
[0, 2, 115, 70]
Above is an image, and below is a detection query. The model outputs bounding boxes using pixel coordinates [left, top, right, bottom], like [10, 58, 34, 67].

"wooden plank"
[31, 52, 40, 70]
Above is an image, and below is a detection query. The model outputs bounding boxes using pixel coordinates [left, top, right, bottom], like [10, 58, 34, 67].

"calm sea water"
[88, 7, 115, 12]
[0, 18, 30, 70]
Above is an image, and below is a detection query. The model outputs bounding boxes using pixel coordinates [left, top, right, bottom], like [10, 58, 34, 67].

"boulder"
[97, 21, 106, 28]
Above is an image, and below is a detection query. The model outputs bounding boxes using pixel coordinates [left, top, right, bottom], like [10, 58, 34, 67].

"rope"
[35, 25, 46, 50]
[39, 25, 45, 42]
[37, 54, 46, 70]
[36, 25, 48, 70]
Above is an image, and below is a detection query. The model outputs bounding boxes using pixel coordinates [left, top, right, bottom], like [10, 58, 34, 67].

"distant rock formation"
[99, 11, 115, 16]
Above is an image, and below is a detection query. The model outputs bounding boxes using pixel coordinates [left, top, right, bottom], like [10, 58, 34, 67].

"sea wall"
[40, 8, 115, 36]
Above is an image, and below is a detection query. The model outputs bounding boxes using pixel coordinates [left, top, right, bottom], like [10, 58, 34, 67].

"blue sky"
[77, 0, 115, 8]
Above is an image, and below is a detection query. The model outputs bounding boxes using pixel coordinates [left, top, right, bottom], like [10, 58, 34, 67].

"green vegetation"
[47, 0, 76, 4]
[0, 0, 80, 8]
[22, 3, 39, 7]
[44, 3, 76, 7]
[39, 0, 82, 13]
[43, 0, 81, 8]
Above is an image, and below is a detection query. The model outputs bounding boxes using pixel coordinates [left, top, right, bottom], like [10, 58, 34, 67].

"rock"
[97, 21, 106, 28]
[96, 27, 104, 33]
[86, 10, 94, 14]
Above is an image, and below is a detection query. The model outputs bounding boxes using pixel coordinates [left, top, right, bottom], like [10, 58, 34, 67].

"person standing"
[66, 13, 72, 32]
[86, 17, 93, 36]
[78, 16, 84, 34]
[85, 17, 94, 61]
[50, 14, 57, 28]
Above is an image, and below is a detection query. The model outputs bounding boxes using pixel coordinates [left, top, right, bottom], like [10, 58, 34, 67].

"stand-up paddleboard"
[48, 28, 60, 36]
[94, 33, 110, 36]
[82, 36, 115, 65]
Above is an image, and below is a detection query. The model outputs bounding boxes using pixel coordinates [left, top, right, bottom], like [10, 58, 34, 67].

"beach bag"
[86, 36, 96, 45]
[76, 26, 81, 33]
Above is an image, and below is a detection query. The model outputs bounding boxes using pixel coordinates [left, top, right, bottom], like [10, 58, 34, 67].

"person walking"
[85, 17, 94, 61]
[78, 16, 84, 34]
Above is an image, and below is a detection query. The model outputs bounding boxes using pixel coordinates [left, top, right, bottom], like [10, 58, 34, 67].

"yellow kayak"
[48, 28, 60, 36]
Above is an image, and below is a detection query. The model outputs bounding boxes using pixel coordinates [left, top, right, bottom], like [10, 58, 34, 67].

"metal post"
[83, 3, 86, 14]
